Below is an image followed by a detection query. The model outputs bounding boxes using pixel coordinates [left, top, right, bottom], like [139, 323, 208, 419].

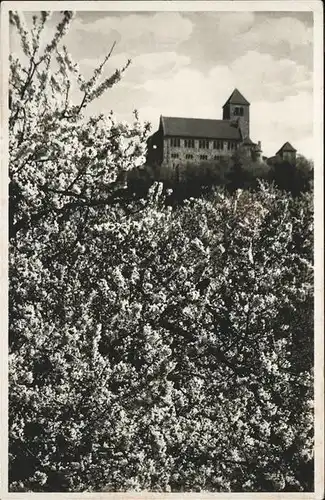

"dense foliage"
[135, 150, 313, 202]
[9, 11, 314, 493]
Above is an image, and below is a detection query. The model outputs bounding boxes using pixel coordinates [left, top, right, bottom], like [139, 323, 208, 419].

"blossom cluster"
[9, 11, 150, 241]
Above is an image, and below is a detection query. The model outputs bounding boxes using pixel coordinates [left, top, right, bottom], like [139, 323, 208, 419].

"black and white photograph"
[1, 0, 323, 496]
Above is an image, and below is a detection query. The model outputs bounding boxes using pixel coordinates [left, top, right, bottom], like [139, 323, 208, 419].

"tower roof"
[276, 141, 297, 154]
[223, 88, 250, 107]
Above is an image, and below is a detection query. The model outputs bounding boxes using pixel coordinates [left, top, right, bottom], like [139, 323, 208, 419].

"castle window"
[213, 140, 223, 150]
[171, 153, 179, 159]
[227, 141, 237, 150]
[199, 139, 209, 149]
[234, 107, 244, 116]
[184, 139, 195, 148]
[171, 137, 180, 147]
[185, 154, 193, 159]
[200, 154, 208, 160]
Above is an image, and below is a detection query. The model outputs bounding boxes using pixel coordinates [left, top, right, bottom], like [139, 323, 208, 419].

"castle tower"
[223, 89, 250, 140]
[276, 142, 297, 164]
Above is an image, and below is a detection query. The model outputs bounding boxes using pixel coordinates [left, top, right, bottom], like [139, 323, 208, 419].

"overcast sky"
[11, 9, 314, 158]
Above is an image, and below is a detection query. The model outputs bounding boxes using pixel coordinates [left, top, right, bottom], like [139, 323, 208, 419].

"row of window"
[171, 137, 181, 147]
[199, 139, 210, 149]
[184, 139, 195, 148]
[171, 153, 224, 161]
[171, 138, 237, 150]
[214, 140, 223, 149]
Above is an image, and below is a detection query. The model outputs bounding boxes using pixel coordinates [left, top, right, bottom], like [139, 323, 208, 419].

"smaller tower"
[238, 136, 254, 159]
[223, 89, 250, 139]
[253, 140, 263, 162]
[276, 142, 297, 163]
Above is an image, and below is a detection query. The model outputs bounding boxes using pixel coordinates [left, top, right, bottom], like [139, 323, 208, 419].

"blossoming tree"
[9, 10, 150, 240]
[9, 10, 314, 493]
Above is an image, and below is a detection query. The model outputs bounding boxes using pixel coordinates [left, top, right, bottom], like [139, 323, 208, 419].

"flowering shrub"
[9, 11, 313, 493]
[10, 182, 313, 491]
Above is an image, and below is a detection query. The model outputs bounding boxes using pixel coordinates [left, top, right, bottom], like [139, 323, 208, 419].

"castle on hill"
[146, 89, 297, 167]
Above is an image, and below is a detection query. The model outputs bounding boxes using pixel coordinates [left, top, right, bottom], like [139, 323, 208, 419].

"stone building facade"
[146, 89, 262, 167]
[146, 88, 297, 169]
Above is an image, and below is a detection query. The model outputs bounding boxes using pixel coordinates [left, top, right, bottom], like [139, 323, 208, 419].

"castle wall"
[162, 137, 238, 167]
